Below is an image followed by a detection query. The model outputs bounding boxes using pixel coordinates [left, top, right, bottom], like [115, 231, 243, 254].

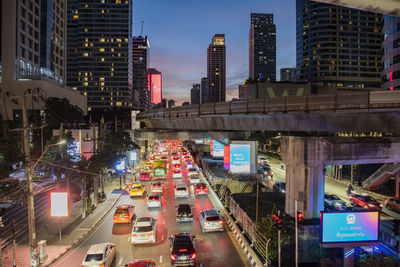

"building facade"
[1, 0, 86, 120]
[167, 99, 175, 108]
[132, 36, 150, 110]
[296, 0, 382, 91]
[382, 16, 400, 90]
[280, 68, 296, 82]
[238, 85, 246, 99]
[200, 77, 208, 103]
[190, 84, 200, 104]
[249, 13, 276, 81]
[66, 0, 133, 112]
[207, 34, 226, 103]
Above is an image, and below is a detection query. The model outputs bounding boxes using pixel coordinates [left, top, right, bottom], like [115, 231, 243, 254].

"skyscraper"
[132, 36, 150, 110]
[147, 68, 162, 107]
[249, 13, 276, 81]
[1, 0, 86, 120]
[280, 68, 296, 82]
[207, 34, 226, 103]
[67, 0, 134, 112]
[190, 84, 200, 104]
[296, 0, 382, 90]
[382, 16, 400, 90]
[200, 77, 208, 103]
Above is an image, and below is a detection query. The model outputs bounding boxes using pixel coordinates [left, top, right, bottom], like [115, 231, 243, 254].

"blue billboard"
[320, 211, 379, 245]
[212, 140, 224, 158]
[230, 144, 251, 173]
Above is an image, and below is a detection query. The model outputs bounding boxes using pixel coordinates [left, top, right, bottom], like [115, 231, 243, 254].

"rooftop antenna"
[141, 21, 144, 36]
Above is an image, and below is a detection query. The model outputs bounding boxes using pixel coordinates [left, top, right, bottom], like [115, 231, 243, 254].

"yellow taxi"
[130, 183, 145, 197]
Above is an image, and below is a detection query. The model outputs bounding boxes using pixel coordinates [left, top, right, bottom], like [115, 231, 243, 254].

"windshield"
[178, 205, 191, 213]
[149, 196, 159, 200]
[177, 187, 187, 191]
[206, 215, 220, 221]
[329, 195, 340, 200]
[133, 186, 142, 190]
[115, 209, 128, 214]
[140, 173, 148, 176]
[85, 253, 103, 262]
[173, 241, 194, 252]
[134, 225, 153, 232]
[364, 196, 376, 202]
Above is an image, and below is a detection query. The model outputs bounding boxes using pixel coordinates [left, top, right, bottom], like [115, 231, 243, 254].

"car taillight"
[190, 253, 197, 259]
[189, 213, 192, 216]
[148, 232, 154, 236]
[196, 189, 200, 192]
[171, 254, 177, 260]
[205, 188, 208, 192]
[218, 220, 223, 224]
[100, 264, 105, 267]
[132, 234, 137, 237]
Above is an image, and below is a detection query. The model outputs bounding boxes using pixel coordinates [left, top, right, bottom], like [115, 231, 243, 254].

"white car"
[199, 209, 224, 232]
[174, 184, 189, 198]
[187, 167, 198, 177]
[147, 193, 162, 208]
[150, 182, 163, 193]
[172, 169, 183, 179]
[131, 217, 157, 244]
[81, 243, 116, 267]
[257, 155, 269, 165]
[171, 156, 181, 165]
[189, 174, 200, 184]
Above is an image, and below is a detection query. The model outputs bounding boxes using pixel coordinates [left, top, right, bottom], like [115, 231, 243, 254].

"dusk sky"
[133, 0, 296, 105]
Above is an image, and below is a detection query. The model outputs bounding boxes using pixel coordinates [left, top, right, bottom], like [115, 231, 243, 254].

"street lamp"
[32, 140, 66, 170]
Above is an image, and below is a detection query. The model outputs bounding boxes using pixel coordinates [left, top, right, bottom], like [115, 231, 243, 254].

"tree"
[0, 120, 25, 175]
[248, 131, 281, 157]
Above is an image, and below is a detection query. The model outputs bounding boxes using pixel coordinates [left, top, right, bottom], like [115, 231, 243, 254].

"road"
[268, 158, 400, 220]
[53, 159, 247, 267]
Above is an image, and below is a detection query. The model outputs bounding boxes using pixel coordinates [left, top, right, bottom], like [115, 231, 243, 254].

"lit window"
[84, 28, 88, 32]
[125, 38, 128, 42]
[116, 0, 122, 3]
[84, 77, 88, 81]
[99, 48, 105, 52]
[72, 87, 77, 90]
[111, 48, 114, 52]
[101, 9, 104, 13]
[83, 91, 88, 95]
[116, 102, 122, 106]
[100, 58, 105, 62]
[73, 15, 78, 19]
[100, 82, 105, 86]
[84, 4, 88, 8]
[100, 38, 105, 42]
[111, 38, 114, 42]
[99, 77, 105, 81]
[116, 38, 122, 42]
[88, 107, 91, 111]
[85, 43, 88, 47]
[118, 53, 121, 57]
[110, 102, 114, 106]
[83, 52, 88, 56]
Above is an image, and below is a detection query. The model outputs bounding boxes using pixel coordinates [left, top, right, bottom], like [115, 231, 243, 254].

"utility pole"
[256, 173, 259, 224]
[0, 216, 3, 267]
[278, 210, 281, 267]
[295, 200, 298, 267]
[82, 175, 87, 219]
[22, 94, 39, 267]
[57, 123, 63, 191]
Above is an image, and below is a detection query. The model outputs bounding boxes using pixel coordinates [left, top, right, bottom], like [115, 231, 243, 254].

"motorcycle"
[98, 191, 107, 203]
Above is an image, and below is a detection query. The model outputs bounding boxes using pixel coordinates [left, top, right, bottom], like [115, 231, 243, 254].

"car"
[150, 182, 163, 193]
[187, 168, 198, 177]
[174, 184, 189, 198]
[258, 164, 273, 177]
[199, 209, 224, 232]
[181, 151, 189, 156]
[257, 155, 269, 165]
[169, 233, 196, 266]
[147, 193, 162, 208]
[139, 172, 150, 181]
[183, 155, 192, 161]
[113, 205, 135, 224]
[131, 217, 157, 244]
[81, 243, 116, 267]
[176, 204, 193, 222]
[385, 197, 400, 212]
[189, 174, 200, 184]
[349, 193, 382, 210]
[173, 163, 181, 169]
[184, 160, 193, 168]
[273, 182, 286, 193]
[125, 259, 156, 267]
[130, 184, 145, 197]
[145, 161, 152, 168]
[173, 169, 183, 179]
[149, 156, 156, 163]
[194, 183, 208, 196]
[161, 156, 168, 161]
[324, 194, 347, 210]
[172, 156, 181, 165]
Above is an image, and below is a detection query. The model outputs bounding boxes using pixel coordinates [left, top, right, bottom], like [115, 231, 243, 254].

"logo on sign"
[346, 214, 356, 224]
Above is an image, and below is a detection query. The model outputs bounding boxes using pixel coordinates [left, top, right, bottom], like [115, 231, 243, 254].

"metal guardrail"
[362, 162, 400, 189]
[137, 91, 400, 121]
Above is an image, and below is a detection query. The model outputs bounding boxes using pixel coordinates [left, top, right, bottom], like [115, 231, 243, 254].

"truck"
[153, 160, 167, 179]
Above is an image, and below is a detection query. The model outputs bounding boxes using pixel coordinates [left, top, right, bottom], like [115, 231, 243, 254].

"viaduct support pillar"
[281, 136, 326, 219]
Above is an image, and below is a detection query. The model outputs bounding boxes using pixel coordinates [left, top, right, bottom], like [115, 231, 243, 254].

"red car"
[173, 163, 181, 169]
[349, 194, 382, 210]
[125, 259, 156, 267]
[139, 172, 150, 181]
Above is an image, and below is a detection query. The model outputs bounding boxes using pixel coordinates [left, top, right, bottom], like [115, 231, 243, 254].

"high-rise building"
[190, 84, 200, 104]
[161, 98, 167, 108]
[296, 0, 382, 90]
[167, 99, 175, 108]
[147, 68, 162, 107]
[132, 36, 150, 110]
[382, 16, 400, 90]
[200, 77, 208, 103]
[67, 0, 133, 112]
[182, 101, 190, 106]
[249, 13, 276, 81]
[280, 68, 296, 82]
[238, 85, 246, 99]
[1, 0, 86, 120]
[207, 34, 226, 103]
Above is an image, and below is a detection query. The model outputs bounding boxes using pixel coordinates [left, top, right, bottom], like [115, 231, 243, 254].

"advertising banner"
[230, 144, 250, 173]
[211, 140, 224, 158]
[223, 145, 230, 170]
[149, 73, 162, 104]
[50, 192, 68, 217]
[320, 211, 379, 245]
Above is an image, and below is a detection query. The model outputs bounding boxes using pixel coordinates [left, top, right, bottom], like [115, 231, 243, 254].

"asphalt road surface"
[53, 162, 247, 267]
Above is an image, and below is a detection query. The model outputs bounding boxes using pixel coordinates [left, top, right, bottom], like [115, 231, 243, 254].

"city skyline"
[133, 0, 296, 105]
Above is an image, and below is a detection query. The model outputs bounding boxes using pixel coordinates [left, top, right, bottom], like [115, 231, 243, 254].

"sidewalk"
[1, 179, 125, 267]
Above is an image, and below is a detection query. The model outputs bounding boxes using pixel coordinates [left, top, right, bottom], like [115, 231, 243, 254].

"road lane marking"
[118, 257, 123, 265]
[127, 235, 130, 242]
[159, 255, 163, 263]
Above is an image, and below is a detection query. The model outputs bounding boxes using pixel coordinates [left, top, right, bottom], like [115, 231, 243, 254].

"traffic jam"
[80, 140, 228, 267]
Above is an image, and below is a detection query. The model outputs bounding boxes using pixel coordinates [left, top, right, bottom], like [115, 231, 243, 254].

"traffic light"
[272, 214, 282, 230]
[297, 211, 304, 223]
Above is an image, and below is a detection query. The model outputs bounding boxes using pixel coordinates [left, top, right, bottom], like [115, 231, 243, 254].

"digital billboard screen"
[320, 211, 379, 246]
[230, 144, 251, 173]
[211, 140, 224, 158]
[149, 73, 162, 104]
[223, 145, 230, 170]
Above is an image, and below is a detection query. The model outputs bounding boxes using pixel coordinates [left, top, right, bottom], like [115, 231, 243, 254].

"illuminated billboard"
[230, 144, 250, 173]
[223, 145, 230, 170]
[210, 140, 224, 158]
[51, 192, 68, 217]
[320, 211, 379, 246]
[131, 110, 140, 130]
[148, 69, 162, 104]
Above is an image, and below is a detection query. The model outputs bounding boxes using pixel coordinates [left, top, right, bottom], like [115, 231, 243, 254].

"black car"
[169, 233, 196, 266]
[176, 204, 193, 222]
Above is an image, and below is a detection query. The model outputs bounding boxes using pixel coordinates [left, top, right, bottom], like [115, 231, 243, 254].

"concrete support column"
[396, 171, 400, 199]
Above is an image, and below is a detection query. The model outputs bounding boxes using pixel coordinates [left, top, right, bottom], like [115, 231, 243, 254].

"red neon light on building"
[147, 69, 162, 104]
